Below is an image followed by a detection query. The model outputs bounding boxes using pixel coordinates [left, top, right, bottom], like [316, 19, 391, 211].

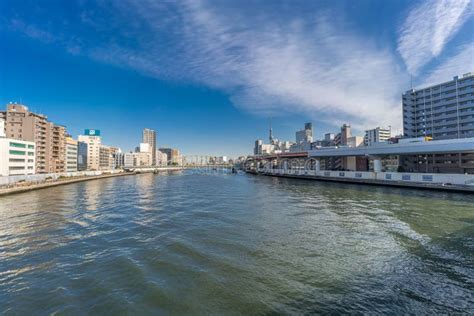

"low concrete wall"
[260, 169, 474, 186]
[0, 170, 124, 188]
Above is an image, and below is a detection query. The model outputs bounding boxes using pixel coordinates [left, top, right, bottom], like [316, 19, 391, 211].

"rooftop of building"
[404, 72, 474, 94]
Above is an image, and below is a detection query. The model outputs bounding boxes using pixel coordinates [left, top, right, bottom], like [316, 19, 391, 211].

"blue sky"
[0, 0, 473, 157]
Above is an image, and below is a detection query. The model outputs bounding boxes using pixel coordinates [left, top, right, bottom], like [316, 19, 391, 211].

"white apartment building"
[123, 151, 152, 168]
[78, 129, 101, 171]
[364, 127, 391, 146]
[0, 119, 36, 176]
[65, 136, 78, 172]
[402, 73, 474, 173]
[124, 152, 134, 168]
[156, 150, 168, 167]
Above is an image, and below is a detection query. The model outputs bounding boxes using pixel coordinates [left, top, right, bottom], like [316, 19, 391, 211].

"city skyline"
[1, 0, 473, 157]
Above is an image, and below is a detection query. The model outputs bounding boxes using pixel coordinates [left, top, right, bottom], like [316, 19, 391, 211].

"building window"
[9, 150, 26, 155]
[9, 166, 25, 170]
[9, 158, 25, 163]
[9, 142, 26, 148]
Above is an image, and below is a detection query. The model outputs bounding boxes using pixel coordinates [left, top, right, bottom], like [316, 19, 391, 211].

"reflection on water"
[0, 172, 473, 314]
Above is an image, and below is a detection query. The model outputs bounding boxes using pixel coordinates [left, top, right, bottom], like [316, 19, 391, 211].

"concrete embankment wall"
[251, 169, 474, 192]
[0, 167, 187, 196]
[0, 170, 125, 188]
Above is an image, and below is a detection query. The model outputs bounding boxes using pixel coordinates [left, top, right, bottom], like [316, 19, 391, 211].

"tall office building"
[142, 128, 157, 166]
[341, 124, 351, 146]
[0, 103, 67, 173]
[77, 141, 88, 171]
[78, 129, 101, 171]
[402, 73, 474, 173]
[295, 123, 313, 144]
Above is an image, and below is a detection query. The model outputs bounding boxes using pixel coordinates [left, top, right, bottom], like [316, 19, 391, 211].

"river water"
[0, 171, 473, 314]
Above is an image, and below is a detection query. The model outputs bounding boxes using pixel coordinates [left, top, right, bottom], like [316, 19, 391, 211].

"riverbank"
[247, 170, 474, 193]
[0, 168, 184, 197]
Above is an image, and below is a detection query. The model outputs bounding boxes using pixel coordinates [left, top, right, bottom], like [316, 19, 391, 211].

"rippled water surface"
[0, 171, 473, 314]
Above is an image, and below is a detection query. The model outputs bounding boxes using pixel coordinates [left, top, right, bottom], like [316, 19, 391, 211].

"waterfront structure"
[365, 127, 391, 146]
[210, 156, 229, 164]
[99, 145, 114, 170]
[78, 129, 101, 170]
[134, 152, 153, 167]
[123, 151, 152, 167]
[124, 152, 134, 168]
[0, 103, 67, 173]
[49, 125, 67, 173]
[111, 147, 124, 169]
[402, 73, 474, 173]
[156, 150, 168, 167]
[0, 120, 36, 176]
[77, 141, 88, 171]
[159, 148, 182, 165]
[65, 136, 78, 172]
[248, 137, 474, 173]
[142, 129, 157, 166]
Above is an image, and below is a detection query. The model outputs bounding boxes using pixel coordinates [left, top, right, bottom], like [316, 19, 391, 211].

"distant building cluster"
[0, 103, 182, 176]
[253, 73, 474, 174]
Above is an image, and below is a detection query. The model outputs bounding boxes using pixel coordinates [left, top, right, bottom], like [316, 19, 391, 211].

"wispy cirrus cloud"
[7, 0, 471, 133]
[86, 0, 406, 130]
[397, 0, 472, 75]
[421, 42, 474, 87]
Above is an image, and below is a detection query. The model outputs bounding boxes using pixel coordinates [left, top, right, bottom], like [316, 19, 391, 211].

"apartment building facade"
[99, 145, 114, 170]
[142, 128, 157, 166]
[0, 119, 36, 176]
[402, 73, 474, 173]
[78, 129, 101, 171]
[365, 127, 391, 146]
[0, 103, 67, 173]
[65, 136, 78, 172]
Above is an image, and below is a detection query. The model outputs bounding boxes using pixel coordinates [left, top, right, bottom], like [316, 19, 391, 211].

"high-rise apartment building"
[403, 73, 474, 140]
[364, 127, 391, 146]
[402, 73, 474, 173]
[78, 129, 101, 170]
[65, 136, 78, 172]
[142, 128, 156, 166]
[0, 103, 67, 173]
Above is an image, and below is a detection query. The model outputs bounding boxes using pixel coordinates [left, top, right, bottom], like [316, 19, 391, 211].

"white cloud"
[421, 42, 474, 87]
[9, 0, 409, 131]
[398, 0, 472, 75]
[91, 1, 405, 130]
